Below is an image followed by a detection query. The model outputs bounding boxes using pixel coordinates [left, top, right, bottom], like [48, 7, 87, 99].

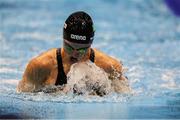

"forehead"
[64, 39, 91, 49]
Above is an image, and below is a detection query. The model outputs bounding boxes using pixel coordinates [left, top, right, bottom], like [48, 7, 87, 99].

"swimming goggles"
[64, 42, 89, 55]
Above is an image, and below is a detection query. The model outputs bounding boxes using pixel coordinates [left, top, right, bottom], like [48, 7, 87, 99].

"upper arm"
[94, 49, 125, 80]
[25, 59, 51, 84]
[17, 58, 51, 92]
[94, 49, 122, 72]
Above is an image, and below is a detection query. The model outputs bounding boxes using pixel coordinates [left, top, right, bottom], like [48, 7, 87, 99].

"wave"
[12, 32, 58, 42]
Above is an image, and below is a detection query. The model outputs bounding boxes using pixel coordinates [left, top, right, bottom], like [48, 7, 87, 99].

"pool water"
[0, 0, 180, 119]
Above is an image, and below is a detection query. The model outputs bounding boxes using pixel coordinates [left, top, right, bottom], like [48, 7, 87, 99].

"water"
[0, 0, 180, 119]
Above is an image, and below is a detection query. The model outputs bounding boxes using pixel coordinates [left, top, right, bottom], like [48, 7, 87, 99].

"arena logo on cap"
[70, 34, 86, 41]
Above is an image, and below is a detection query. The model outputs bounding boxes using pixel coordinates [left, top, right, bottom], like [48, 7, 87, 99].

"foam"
[160, 71, 179, 89]
[65, 60, 112, 96]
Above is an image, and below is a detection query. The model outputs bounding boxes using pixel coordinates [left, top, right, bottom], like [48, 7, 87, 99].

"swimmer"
[17, 11, 129, 94]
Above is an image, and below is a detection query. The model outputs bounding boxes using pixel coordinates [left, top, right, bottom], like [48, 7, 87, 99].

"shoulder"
[93, 48, 123, 72]
[25, 48, 58, 78]
[30, 48, 57, 66]
[36, 48, 57, 61]
[93, 48, 122, 65]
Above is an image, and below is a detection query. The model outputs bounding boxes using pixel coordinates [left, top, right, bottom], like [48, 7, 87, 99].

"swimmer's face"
[63, 39, 91, 62]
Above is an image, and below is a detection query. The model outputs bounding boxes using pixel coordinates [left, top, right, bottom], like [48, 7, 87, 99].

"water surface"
[0, 0, 180, 119]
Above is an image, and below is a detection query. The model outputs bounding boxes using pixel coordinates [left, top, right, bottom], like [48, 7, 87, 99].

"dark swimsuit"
[55, 48, 95, 85]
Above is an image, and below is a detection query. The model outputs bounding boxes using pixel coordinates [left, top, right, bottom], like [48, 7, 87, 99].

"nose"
[72, 49, 80, 58]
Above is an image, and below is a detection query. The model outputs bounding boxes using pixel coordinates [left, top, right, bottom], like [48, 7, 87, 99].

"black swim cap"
[63, 11, 94, 44]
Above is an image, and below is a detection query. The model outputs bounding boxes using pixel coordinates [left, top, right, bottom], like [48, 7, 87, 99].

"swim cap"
[63, 11, 95, 44]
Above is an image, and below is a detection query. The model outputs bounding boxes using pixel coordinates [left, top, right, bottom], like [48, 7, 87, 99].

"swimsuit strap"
[55, 48, 67, 85]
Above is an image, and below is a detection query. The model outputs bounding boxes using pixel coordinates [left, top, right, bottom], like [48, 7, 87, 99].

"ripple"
[12, 32, 58, 42]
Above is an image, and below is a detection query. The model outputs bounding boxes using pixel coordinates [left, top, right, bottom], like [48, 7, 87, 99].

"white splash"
[160, 70, 178, 89]
[65, 60, 112, 96]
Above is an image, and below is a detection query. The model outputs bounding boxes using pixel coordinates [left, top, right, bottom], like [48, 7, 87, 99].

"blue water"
[0, 0, 180, 119]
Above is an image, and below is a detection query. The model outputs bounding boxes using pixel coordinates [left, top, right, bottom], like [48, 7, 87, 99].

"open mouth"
[70, 57, 78, 63]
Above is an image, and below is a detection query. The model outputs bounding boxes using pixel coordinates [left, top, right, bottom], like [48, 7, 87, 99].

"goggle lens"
[64, 42, 89, 55]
